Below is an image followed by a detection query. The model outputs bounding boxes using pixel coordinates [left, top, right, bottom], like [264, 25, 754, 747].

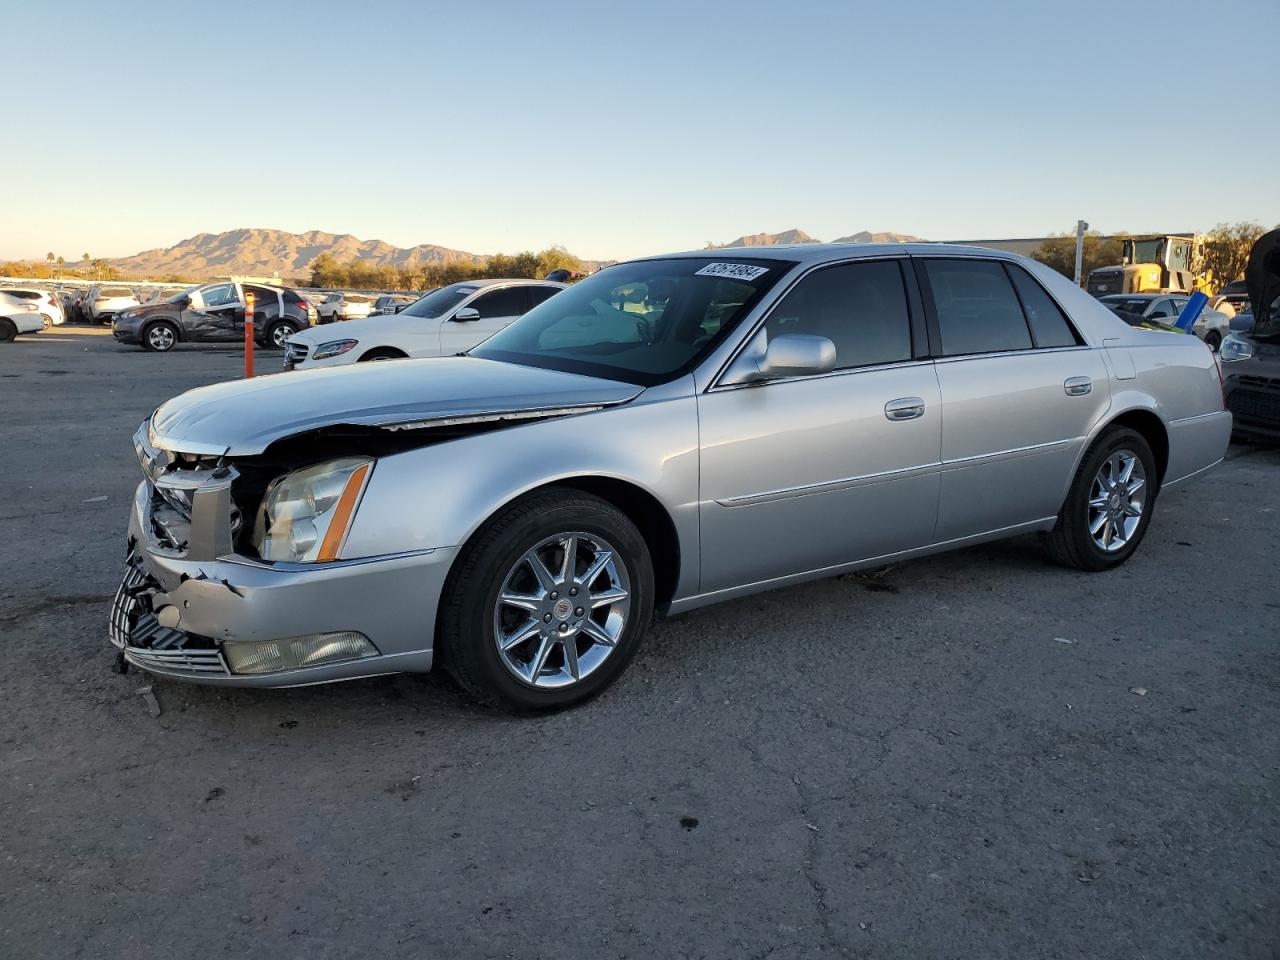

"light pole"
[1073, 220, 1089, 287]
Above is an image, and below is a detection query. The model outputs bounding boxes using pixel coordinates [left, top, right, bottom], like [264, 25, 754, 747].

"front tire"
[438, 489, 655, 712]
[1043, 427, 1156, 571]
[141, 320, 178, 353]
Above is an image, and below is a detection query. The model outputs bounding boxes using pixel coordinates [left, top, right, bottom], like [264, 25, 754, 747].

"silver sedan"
[112, 244, 1232, 711]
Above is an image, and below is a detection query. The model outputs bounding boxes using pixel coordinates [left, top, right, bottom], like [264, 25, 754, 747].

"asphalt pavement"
[1, 328, 1277, 959]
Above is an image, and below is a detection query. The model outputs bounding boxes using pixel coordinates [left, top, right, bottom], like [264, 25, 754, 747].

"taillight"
[296, 299, 309, 310]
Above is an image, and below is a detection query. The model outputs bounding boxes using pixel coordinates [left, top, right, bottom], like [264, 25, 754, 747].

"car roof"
[456, 278, 566, 288]
[647, 241, 1036, 265]
[1098, 293, 1172, 301]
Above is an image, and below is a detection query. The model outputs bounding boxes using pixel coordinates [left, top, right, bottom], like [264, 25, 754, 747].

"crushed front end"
[110, 421, 451, 686]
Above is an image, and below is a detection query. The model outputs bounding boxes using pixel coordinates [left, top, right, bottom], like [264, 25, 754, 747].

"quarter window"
[924, 259, 1032, 356]
[1006, 265, 1080, 347]
[763, 260, 913, 370]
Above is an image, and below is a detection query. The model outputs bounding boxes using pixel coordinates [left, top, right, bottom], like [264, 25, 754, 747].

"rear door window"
[924, 259, 1032, 356]
[471, 286, 530, 319]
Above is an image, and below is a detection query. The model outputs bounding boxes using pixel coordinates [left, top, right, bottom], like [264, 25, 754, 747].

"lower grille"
[109, 556, 229, 677]
[124, 644, 228, 674]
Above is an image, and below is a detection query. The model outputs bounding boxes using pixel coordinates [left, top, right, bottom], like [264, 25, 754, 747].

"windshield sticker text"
[694, 263, 770, 282]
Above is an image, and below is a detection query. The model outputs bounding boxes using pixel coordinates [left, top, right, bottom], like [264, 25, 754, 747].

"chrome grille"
[109, 556, 229, 677]
[284, 342, 309, 365]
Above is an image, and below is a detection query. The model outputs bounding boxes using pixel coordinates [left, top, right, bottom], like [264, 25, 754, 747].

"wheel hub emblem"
[553, 598, 573, 620]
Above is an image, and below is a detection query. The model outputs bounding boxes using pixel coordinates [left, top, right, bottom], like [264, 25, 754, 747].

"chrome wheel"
[271, 324, 291, 348]
[492, 532, 631, 689]
[146, 325, 175, 351]
[1088, 450, 1146, 552]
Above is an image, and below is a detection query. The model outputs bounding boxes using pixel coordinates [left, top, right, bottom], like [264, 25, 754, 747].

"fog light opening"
[223, 632, 379, 675]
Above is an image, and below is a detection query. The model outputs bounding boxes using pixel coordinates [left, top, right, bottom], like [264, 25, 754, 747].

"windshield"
[469, 257, 793, 385]
[100, 287, 134, 298]
[400, 283, 478, 319]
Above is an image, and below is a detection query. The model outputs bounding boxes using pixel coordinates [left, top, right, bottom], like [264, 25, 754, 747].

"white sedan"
[283, 279, 565, 369]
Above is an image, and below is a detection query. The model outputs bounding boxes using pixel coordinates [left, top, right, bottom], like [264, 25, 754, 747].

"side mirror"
[453, 307, 481, 322]
[721, 331, 836, 385]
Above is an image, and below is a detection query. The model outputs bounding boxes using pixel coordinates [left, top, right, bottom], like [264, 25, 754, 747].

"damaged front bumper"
[111, 429, 456, 687]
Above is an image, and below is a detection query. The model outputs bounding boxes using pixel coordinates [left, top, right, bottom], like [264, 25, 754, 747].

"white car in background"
[0, 291, 45, 341]
[0, 287, 64, 325]
[283, 279, 565, 369]
[87, 285, 141, 324]
[315, 292, 374, 323]
[1098, 293, 1232, 352]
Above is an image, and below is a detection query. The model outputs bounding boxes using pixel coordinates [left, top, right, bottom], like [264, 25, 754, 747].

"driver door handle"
[884, 397, 925, 421]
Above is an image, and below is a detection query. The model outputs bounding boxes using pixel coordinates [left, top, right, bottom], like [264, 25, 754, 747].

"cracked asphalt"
[2, 329, 1278, 959]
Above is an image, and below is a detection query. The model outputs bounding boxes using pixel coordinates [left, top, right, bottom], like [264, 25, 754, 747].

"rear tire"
[141, 320, 178, 353]
[1043, 427, 1157, 571]
[0, 318, 16, 342]
[358, 347, 407, 362]
[438, 489, 655, 712]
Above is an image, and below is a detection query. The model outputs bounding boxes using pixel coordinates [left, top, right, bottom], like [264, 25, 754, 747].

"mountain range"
[104, 228, 486, 279]
[15, 226, 925, 280]
[717, 228, 922, 247]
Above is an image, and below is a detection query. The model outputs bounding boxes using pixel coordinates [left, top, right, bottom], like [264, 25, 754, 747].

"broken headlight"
[252, 457, 373, 562]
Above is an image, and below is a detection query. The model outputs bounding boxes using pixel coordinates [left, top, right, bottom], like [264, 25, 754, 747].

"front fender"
[341, 386, 701, 599]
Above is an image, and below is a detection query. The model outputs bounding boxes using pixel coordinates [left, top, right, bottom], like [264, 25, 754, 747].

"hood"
[149, 357, 642, 456]
[288, 314, 409, 345]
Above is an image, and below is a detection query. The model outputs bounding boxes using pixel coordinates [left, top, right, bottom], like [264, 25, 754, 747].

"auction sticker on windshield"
[695, 263, 771, 281]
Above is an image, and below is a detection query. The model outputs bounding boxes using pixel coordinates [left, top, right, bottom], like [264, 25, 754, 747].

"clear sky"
[2, 0, 1277, 262]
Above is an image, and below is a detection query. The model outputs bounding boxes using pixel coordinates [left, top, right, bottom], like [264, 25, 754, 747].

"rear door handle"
[884, 397, 925, 421]
[1064, 376, 1093, 397]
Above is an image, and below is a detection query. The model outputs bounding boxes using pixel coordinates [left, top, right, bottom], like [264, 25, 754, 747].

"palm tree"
[56, 256, 65, 272]
[82, 253, 90, 276]
[46, 252, 55, 278]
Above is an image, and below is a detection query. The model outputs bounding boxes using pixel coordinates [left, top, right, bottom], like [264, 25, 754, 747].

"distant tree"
[56, 255, 65, 270]
[1033, 231, 1126, 285]
[82, 252, 91, 271]
[1195, 222, 1270, 291]
[536, 245, 584, 279]
[46, 252, 55, 277]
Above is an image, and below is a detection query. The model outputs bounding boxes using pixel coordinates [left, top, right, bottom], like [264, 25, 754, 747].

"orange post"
[243, 290, 255, 378]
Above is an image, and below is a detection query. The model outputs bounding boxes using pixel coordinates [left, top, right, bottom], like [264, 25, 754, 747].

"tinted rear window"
[1007, 265, 1080, 348]
[924, 260, 1032, 355]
